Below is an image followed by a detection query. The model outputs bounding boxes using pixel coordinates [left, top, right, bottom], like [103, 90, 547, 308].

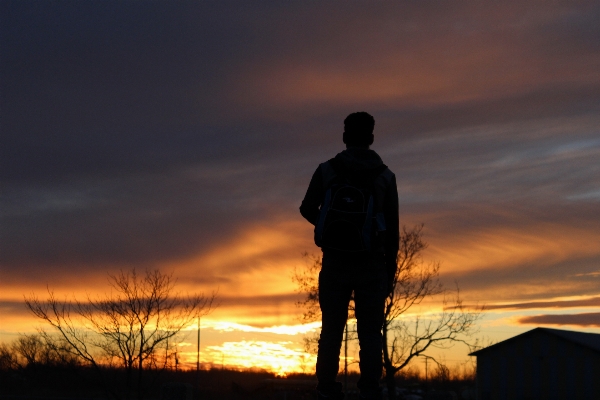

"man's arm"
[299, 166, 324, 226]
[384, 174, 400, 286]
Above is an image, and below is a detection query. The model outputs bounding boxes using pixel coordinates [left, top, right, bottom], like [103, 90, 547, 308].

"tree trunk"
[125, 365, 132, 400]
[137, 355, 144, 400]
[384, 364, 397, 400]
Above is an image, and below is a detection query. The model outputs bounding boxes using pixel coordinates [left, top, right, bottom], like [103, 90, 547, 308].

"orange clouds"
[395, 201, 600, 304]
[226, 3, 600, 117]
[428, 220, 600, 274]
[168, 217, 313, 289]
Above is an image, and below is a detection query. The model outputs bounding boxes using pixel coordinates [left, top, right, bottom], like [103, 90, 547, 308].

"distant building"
[469, 327, 600, 400]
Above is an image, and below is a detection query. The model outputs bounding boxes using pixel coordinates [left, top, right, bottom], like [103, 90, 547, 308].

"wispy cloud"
[203, 321, 320, 336]
[469, 296, 600, 311]
[518, 313, 600, 327]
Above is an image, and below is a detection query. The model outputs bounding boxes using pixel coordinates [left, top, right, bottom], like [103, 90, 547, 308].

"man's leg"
[353, 267, 387, 399]
[316, 265, 352, 397]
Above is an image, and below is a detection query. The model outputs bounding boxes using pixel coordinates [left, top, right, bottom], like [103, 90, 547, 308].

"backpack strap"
[372, 167, 393, 232]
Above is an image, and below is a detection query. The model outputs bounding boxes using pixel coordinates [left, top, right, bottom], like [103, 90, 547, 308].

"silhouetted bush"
[0, 334, 474, 400]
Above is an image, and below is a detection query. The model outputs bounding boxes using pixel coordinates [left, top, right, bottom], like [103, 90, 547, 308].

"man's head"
[343, 112, 375, 148]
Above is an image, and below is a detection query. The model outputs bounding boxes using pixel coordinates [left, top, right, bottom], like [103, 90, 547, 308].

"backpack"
[314, 158, 388, 252]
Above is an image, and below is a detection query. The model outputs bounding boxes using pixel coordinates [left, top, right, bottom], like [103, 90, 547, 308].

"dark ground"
[0, 366, 473, 400]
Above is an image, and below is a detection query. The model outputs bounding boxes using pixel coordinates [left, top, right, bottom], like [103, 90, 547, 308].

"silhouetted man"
[300, 112, 399, 400]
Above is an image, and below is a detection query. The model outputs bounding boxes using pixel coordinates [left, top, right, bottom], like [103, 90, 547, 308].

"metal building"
[469, 327, 600, 400]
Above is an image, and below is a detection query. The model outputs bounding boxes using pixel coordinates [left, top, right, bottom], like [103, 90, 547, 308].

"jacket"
[300, 147, 399, 281]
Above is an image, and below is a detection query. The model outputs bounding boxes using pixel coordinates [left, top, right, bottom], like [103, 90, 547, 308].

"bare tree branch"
[292, 225, 485, 400]
[25, 268, 216, 400]
[382, 227, 484, 399]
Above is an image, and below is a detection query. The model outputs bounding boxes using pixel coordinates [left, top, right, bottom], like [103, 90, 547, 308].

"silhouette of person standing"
[300, 112, 399, 400]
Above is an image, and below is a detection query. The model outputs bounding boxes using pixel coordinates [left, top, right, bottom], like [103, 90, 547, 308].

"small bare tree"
[382, 224, 483, 399]
[0, 343, 17, 370]
[12, 334, 44, 367]
[25, 268, 215, 400]
[10, 332, 80, 368]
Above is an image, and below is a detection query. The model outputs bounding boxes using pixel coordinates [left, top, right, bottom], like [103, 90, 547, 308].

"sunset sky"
[2, 1, 600, 375]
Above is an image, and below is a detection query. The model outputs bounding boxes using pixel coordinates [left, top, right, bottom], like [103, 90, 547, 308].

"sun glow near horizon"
[204, 340, 317, 376]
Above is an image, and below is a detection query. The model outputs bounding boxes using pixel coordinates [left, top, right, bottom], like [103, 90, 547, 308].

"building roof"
[547, 327, 600, 352]
[469, 327, 600, 356]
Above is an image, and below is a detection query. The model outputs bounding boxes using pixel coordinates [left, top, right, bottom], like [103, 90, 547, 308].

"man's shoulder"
[381, 166, 395, 180]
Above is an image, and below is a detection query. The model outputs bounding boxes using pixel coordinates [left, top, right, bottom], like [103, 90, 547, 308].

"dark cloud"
[0, 301, 29, 317]
[2, 293, 301, 311]
[465, 297, 600, 311]
[519, 312, 600, 327]
[1, 1, 600, 312]
[3, 1, 599, 183]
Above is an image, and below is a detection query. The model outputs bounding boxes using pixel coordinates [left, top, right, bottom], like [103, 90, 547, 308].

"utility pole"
[166, 338, 170, 369]
[425, 358, 428, 393]
[196, 316, 201, 388]
[344, 322, 348, 396]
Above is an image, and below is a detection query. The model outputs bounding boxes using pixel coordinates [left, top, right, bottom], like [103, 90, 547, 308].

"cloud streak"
[467, 296, 600, 311]
[519, 313, 600, 327]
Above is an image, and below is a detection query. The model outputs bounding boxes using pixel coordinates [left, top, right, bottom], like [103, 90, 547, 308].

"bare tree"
[25, 268, 215, 400]
[10, 332, 81, 368]
[0, 342, 18, 370]
[12, 334, 44, 367]
[382, 224, 483, 399]
[293, 225, 483, 400]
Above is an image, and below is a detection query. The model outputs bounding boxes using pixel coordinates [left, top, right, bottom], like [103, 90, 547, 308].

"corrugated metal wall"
[476, 331, 600, 400]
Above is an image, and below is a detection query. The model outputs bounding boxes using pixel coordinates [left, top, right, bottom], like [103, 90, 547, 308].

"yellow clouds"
[173, 320, 321, 374]
[203, 341, 315, 376]
[204, 320, 321, 336]
[155, 315, 324, 374]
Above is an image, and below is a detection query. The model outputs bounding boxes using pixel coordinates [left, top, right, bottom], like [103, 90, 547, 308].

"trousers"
[316, 251, 387, 397]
